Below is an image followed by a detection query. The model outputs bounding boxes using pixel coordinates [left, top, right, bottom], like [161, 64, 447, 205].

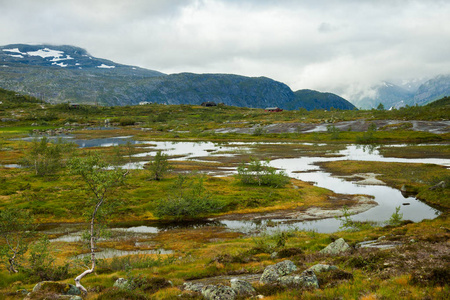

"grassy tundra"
[0, 89, 449, 299]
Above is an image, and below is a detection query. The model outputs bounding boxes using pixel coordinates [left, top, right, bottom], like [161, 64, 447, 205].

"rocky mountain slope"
[291, 89, 356, 110]
[0, 44, 355, 110]
[349, 75, 450, 109]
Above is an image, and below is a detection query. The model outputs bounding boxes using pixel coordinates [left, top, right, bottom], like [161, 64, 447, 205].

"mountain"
[0, 44, 164, 76]
[349, 82, 414, 109]
[290, 89, 356, 111]
[413, 75, 450, 106]
[348, 75, 450, 109]
[0, 44, 353, 110]
[425, 96, 450, 108]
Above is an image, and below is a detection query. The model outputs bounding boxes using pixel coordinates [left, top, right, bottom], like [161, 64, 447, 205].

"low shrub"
[410, 266, 450, 286]
[154, 175, 224, 220]
[236, 159, 290, 188]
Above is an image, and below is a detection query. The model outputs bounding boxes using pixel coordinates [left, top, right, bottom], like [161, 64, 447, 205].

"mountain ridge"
[0, 44, 355, 110]
[349, 75, 450, 109]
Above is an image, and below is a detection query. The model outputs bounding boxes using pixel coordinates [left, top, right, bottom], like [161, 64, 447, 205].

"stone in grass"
[319, 238, 350, 255]
[277, 269, 319, 289]
[31, 281, 81, 295]
[230, 278, 256, 296]
[307, 263, 338, 273]
[113, 278, 130, 289]
[260, 260, 298, 284]
[183, 282, 205, 293]
[201, 284, 237, 300]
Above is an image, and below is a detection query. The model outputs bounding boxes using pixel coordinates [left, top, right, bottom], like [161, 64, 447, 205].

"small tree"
[148, 150, 171, 181]
[0, 208, 36, 273]
[68, 153, 128, 294]
[111, 141, 135, 166]
[386, 206, 403, 226]
[326, 125, 340, 140]
[27, 235, 68, 281]
[154, 174, 222, 220]
[236, 159, 290, 188]
[22, 137, 74, 176]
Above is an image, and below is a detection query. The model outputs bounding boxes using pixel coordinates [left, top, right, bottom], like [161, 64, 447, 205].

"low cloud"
[1, 0, 449, 100]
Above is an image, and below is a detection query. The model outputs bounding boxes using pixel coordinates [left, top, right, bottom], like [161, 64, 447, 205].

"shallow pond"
[44, 140, 447, 241]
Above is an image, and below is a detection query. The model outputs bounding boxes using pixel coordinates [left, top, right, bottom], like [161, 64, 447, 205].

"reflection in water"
[42, 141, 447, 238]
[73, 248, 173, 260]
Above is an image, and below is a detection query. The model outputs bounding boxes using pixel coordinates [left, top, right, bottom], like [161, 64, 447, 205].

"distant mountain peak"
[1, 44, 116, 70]
[347, 74, 450, 109]
[0, 43, 354, 110]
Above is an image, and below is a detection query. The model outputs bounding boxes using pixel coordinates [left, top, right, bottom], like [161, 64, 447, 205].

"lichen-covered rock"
[230, 278, 256, 296]
[319, 238, 350, 255]
[113, 278, 130, 289]
[31, 281, 81, 295]
[308, 264, 338, 273]
[277, 270, 319, 289]
[183, 282, 205, 293]
[16, 289, 28, 295]
[201, 284, 237, 300]
[260, 260, 298, 284]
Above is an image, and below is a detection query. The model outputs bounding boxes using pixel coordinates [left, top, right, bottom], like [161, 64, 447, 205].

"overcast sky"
[1, 0, 449, 99]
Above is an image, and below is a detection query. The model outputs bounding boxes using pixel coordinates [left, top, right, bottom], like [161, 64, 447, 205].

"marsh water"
[38, 138, 447, 249]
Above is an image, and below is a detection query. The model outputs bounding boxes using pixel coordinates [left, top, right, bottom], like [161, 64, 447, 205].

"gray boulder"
[260, 260, 297, 284]
[277, 269, 319, 289]
[230, 278, 256, 296]
[319, 238, 350, 255]
[429, 180, 446, 190]
[113, 278, 130, 289]
[201, 284, 237, 300]
[307, 263, 338, 273]
[183, 282, 205, 293]
[31, 281, 81, 295]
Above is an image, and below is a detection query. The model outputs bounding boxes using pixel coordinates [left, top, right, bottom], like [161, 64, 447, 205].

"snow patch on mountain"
[97, 64, 115, 69]
[2, 48, 26, 54]
[51, 62, 68, 67]
[27, 48, 64, 58]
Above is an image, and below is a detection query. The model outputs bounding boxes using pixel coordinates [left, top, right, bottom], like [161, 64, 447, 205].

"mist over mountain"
[348, 75, 450, 109]
[413, 75, 450, 106]
[0, 44, 354, 110]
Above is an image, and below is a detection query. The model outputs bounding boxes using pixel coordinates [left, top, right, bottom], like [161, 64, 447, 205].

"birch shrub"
[154, 174, 223, 220]
[236, 159, 290, 188]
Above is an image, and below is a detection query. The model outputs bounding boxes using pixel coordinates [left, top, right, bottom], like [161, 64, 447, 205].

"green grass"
[0, 91, 449, 299]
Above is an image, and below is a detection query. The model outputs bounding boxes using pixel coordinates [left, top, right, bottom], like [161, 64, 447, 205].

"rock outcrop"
[260, 260, 298, 284]
[201, 284, 237, 300]
[319, 238, 351, 255]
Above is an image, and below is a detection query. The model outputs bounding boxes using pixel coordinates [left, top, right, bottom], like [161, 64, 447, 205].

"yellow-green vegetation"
[318, 160, 450, 209]
[0, 164, 352, 223]
[0, 90, 449, 299]
[379, 144, 450, 159]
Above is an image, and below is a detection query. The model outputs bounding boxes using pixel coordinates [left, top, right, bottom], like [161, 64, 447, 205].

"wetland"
[0, 97, 449, 299]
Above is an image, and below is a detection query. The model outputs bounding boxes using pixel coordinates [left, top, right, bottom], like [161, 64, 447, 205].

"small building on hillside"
[69, 103, 80, 109]
[201, 101, 217, 107]
[139, 101, 152, 105]
[265, 107, 283, 112]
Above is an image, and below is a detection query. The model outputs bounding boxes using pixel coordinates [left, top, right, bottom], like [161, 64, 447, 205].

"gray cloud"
[1, 0, 449, 99]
